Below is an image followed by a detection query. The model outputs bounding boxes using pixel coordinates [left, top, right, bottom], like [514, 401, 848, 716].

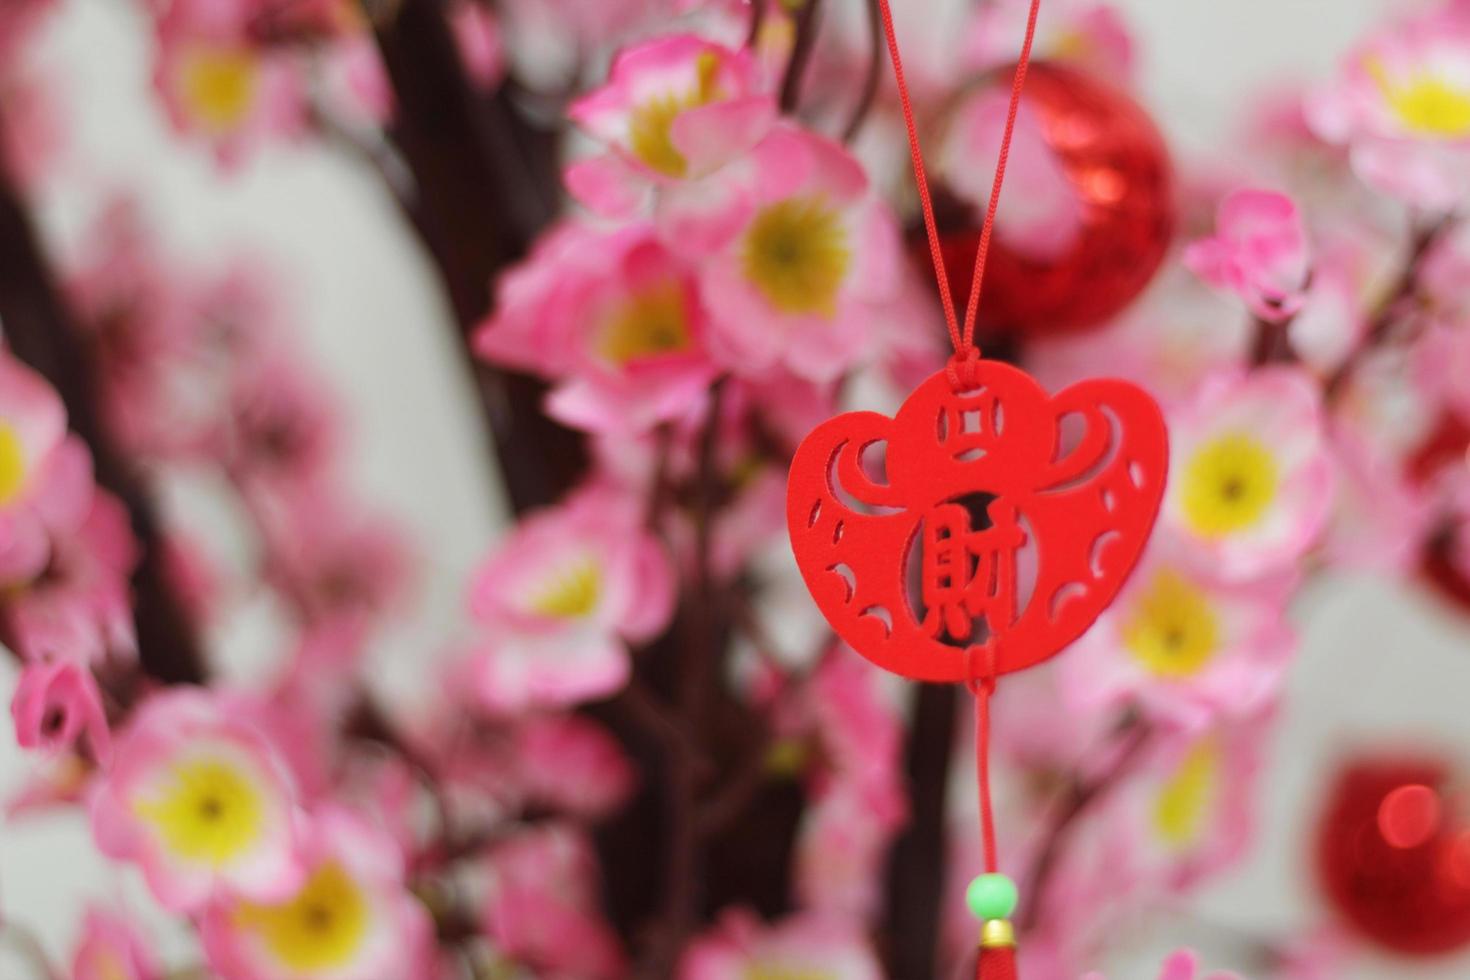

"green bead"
[965, 873, 1018, 921]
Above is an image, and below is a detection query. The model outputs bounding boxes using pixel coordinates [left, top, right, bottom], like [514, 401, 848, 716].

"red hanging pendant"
[787, 362, 1167, 682]
[788, 0, 1169, 967]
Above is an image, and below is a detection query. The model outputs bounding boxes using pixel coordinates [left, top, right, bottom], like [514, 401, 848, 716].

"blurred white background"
[6, 0, 1470, 976]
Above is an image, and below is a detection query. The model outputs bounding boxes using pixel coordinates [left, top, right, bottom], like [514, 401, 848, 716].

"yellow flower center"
[88, 950, 131, 980]
[179, 46, 260, 133]
[741, 196, 851, 316]
[1153, 739, 1220, 848]
[745, 966, 836, 980]
[1180, 432, 1279, 538]
[1121, 569, 1220, 678]
[527, 556, 603, 619]
[627, 52, 722, 176]
[597, 281, 692, 365]
[133, 756, 267, 866]
[1369, 60, 1470, 138]
[0, 421, 28, 506]
[764, 737, 812, 777]
[235, 861, 371, 973]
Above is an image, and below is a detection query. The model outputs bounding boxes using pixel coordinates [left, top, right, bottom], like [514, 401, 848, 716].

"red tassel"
[976, 943, 1018, 980]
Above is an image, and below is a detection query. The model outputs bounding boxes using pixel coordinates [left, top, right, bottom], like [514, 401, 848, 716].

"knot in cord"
[947, 345, 984, 393]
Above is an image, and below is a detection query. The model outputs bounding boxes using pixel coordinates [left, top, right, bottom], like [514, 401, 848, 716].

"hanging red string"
[875, 0, 1043, 388]
[874, 0, 1043, 876]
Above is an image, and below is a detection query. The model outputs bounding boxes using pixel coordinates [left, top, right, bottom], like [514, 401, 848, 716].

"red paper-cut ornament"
[786, 362, 1167, 683]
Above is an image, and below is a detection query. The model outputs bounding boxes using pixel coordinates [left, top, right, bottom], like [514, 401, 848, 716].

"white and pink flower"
[696, 125, 901, 382]
[5, 490, 139, 665]
[476, 222, 719, 435]
[151, 0, 309, 167]
[565, 34, 775, 217]
[1163, 368, 1334, 581]
[1112, 715, 1268, 892]
[90, 689, 304, 911]
[1184, 190, 1311, 323]
[201, 807, 433, 980]
[70, 906, 160, 980]
[1062, 540, 1296, 731]
[483, 825, 627, 980]
[10, 659, 111, 762]
[0, 350, 95, 586]
[462, 485, 675, 711]
[1306, 6, 1470, 210]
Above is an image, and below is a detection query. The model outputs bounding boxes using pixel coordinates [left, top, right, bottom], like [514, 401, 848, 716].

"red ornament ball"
[915, 62, 1174, 337]
[1316, 754, 1470, 956]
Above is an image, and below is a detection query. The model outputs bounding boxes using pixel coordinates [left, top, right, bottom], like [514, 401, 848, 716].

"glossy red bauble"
[1316, 754, 1470, 956]
[917, 62, 1174, 337]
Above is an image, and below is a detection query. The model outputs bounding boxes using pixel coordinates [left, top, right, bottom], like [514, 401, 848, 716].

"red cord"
[877, 0, 1044, 886]
[875, 0, 1043, 363]
[974, 680, 998, 872]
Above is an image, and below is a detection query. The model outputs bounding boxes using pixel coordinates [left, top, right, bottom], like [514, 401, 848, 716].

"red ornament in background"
[916, 62, 1174, 337]
[1316, 754, 1470, 956]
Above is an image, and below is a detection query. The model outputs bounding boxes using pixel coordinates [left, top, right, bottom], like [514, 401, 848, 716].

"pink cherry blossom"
[258, 487, 411, 641]
[1184, 190, 1312, 322]
[565, 34, 775, 216]
[201, 807, 433, 980]
[1306, 6, 1470, 210]
[1163, 367, 1334, 581]
[695, 124, 901, 382]
[0, 350, 96, 585]
[1062, 538, 1296, 731]
[677, 910, 883, 980]
[10, 659, 111, 762]
[70, 906, 160, 980]
[462, 484, 675, 711]
[1112, 713, 1269, 892]
[223, 351, 341, 497]
[514, 713, 636, 818]
[5, 489, 139, 665]
[476, 222, 719, 435]
[90, 688, 305, 911]
[483, 824, 627, 979]
[151, 0, 309, 168]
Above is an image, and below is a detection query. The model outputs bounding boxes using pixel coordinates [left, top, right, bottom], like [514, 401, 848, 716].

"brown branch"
[778, 0, 824, 115]
[1324, 213, 1456, 401]
[0, 143, 204, 685]
[842, 0, 884, 142]
[1018, 716, 1153, 932]
[363, 0, 585, 514]
[881, 681, 959, 978]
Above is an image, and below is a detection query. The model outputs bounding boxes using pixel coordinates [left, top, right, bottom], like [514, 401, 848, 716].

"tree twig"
[843, 0, 884, 142]
[778, 0, 824, 115]
[0, 127, 204, 685]
[1018, 716, 1153, 932]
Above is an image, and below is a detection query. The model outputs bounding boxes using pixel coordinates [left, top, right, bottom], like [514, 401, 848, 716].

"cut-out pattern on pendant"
[787, 363, 1168, 682]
